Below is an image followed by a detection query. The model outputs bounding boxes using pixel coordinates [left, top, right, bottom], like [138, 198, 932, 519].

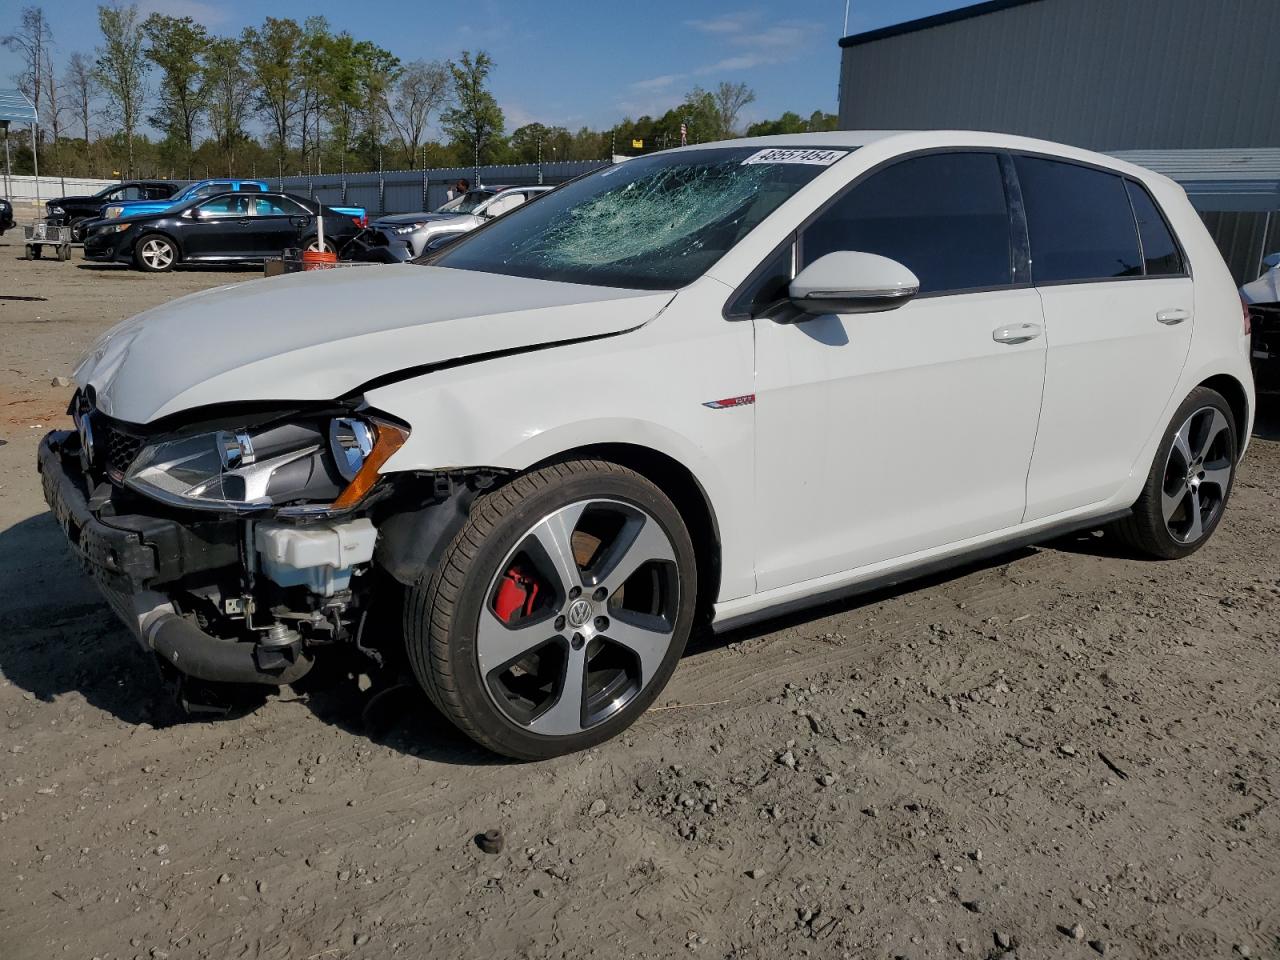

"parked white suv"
[40, 131, 1254, 759]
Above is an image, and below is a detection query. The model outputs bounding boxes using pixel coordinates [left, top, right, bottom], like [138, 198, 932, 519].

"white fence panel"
[1, 174, 120, 202]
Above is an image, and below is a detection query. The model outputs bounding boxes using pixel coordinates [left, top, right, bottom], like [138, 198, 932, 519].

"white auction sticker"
[741, 148, 848, 166]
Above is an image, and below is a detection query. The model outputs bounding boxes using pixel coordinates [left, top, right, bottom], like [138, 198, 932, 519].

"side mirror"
[289, 215, 311, 228]
[1263, 252, 1280, 272]
[789, 251, 920, 316]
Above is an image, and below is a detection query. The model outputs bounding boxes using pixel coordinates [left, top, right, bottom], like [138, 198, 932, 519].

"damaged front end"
[38, 393, 494, 709]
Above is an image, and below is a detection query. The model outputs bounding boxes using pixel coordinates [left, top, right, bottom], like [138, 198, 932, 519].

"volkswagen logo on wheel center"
[567, 598, 593, 628]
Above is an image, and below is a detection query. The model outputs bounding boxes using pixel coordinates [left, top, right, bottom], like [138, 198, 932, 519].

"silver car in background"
[369, 185, 553, 258]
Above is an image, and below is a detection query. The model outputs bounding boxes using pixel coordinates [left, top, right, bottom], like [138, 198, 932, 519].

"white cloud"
[630, 73, 682, 93]
[686, 12, 761, 35]
[626, 10, 819, 98]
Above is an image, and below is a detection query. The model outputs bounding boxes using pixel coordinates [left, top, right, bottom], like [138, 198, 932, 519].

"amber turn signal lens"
[332, 419, 408, 509]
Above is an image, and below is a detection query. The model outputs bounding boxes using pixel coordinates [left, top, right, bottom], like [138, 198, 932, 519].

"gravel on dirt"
[1, 247, 1278, 959]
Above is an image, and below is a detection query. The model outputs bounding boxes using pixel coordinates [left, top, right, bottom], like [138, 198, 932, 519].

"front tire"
[404, 460, 697, 760]
[134, 234, 177, 272]
[1113, 386, 1238, 559]
[69, 217, 89, 243]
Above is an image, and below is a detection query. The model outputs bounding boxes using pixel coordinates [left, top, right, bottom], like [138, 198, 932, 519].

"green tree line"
[2, 4, 837, 182]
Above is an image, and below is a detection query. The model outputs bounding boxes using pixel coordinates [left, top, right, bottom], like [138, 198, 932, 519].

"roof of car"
[668, 130, 1180, 187]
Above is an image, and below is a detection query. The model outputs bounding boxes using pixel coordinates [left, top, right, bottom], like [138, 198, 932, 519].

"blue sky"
[1, 0, 975, 134]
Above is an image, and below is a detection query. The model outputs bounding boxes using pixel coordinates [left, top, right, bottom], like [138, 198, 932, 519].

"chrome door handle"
[992, 322, 1043, 345]
[1157, 308, 1191, 325]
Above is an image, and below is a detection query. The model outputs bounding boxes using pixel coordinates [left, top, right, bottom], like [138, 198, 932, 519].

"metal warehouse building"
[837, 0, 1280, 281]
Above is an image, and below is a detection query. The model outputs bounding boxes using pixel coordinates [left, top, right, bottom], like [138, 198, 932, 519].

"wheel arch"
[528, 442, 723, 626]
[1198, 373, 1250, 457]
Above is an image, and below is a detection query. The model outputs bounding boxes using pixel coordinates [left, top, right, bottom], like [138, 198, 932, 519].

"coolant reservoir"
[254, 518, 377, 596]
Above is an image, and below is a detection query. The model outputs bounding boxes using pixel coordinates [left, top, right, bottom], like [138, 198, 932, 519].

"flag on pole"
[679, 122, 688, 147]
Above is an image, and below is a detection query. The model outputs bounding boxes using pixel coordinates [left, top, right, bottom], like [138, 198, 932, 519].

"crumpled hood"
[1241, 266, 1280, 306]
[373, 212, 460, 227]
[76, 265, 672, 425]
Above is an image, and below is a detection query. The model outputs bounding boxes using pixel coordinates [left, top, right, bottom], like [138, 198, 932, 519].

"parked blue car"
[100, 179, 272, 221]
[93, 177, 367, 233]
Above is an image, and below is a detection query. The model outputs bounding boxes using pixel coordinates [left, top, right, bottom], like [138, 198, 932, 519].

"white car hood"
[76, 265, 673, 424]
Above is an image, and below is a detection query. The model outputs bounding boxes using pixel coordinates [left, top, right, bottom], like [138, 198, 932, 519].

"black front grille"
[99, 419, 145, 476]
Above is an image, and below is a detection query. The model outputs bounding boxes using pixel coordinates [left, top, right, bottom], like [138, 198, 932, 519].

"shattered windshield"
[430, 147, 850, 289]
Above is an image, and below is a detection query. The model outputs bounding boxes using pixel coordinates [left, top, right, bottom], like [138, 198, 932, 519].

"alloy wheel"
[140, 237, 174, 270]
[477, 498, 681, 737]
[1161, 406, 1233, 544]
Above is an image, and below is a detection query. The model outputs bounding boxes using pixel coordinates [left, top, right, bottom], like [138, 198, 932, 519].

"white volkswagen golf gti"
[40, 131, 1255, 758]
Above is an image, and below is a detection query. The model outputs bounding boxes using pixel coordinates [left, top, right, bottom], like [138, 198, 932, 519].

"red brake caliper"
[494, 565, 541, 623]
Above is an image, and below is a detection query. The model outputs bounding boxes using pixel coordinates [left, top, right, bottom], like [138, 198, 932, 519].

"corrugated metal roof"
[840, 0, 1047, 47]
[1109, 149, 1280, 212]
[0, 88, 38, 124]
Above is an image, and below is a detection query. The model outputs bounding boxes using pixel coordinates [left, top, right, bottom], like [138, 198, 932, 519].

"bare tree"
[2, 5, 53, 145]
[42, 46, 65, 173]
[64, 52, 96, 145]
[712, 81, 756, 138]
[384, 59, 448, 167]
[95, 3, 150, 177]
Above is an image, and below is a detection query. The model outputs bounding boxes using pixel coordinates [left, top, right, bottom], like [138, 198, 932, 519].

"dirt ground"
[1, 245, 1278, 960]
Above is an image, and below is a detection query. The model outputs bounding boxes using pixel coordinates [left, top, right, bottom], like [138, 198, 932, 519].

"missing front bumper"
[37, 431, 311, 686]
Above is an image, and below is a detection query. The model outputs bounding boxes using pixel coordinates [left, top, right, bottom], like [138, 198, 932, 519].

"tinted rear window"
[1015, 156, 1142, 283]
[801, 152, 1013, 295]
[1125, 180, 1184, 276]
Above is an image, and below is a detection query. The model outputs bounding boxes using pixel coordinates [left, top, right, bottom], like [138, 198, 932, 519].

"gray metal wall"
[838, 0, 1280, 150]
[1203, 210, 1279, 284]
[272, 160, 608, 218]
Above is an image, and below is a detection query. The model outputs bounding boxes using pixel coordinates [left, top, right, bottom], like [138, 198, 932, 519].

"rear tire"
[303, 237, 337, 255]
[134, 234, 177, 272]
[1112, 386, 1238, 559]
[404, 460, 697, 760]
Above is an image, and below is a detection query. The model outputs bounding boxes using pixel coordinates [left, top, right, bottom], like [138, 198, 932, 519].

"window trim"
[722, 146, 1193, 321]
[1008, 149, 1191, 288]
[1122, 176, 1189, 279]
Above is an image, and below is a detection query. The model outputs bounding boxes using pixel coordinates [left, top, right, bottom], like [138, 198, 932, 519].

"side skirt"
[711, 508, 1132, 635]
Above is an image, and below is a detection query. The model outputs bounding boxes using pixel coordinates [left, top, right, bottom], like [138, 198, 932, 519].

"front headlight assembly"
[122, 415, 407, 514]
[104, 205, 124, 219]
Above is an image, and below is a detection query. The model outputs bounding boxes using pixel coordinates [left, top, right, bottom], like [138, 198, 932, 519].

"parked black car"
[83, 192, 365, 272]
[0, 197, 14, 235]
[46, 180, 178, 241]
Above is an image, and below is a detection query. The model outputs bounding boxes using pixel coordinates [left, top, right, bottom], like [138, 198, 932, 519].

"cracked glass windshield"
[430, 147, 850, 289]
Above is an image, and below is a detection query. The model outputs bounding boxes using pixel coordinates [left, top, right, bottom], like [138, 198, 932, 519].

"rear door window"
[1014, 156, 1142, 283]
[250, 196, 306, 217]
[196, 196, 248, 218]
[800, 152, 1014, 296]
[1124, 180, 1184, 276]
